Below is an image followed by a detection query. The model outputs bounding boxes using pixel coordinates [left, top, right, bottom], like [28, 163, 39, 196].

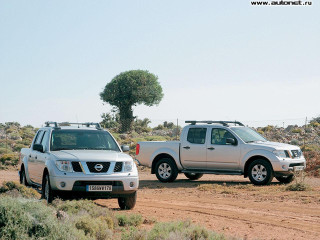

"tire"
[20, 168, 30, 186]
[118, 191, 137, 210]
[155, 158, 178, 182]
[248, 159, 274, 185]
[184, 173, 204, 180]
[41, 173, 56, 203]
[276, 175, 294, 184]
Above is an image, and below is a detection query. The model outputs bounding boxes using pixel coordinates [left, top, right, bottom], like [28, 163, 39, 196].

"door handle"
[183, 146, 190, 149]
[207, 147, 215, 150]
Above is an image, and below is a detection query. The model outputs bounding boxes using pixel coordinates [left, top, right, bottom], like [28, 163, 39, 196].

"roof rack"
[44, 122, 102, 130]
[185, 121, 244, 127]
[45, 121, 60, 128]
[68, 122, 102, 130]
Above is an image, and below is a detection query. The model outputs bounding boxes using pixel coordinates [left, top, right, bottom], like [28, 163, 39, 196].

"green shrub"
[147, 221, 225, 240]
[292, 128, 302, 134]
[121, 226, 147, 240]
[0, 181, 38, 198]
[0, 196, 86, 240]
[117, 214, 143, 227]
[0, 153, 19, 166]
[75, 215, 113, 239]
[286, 182, 311, 191]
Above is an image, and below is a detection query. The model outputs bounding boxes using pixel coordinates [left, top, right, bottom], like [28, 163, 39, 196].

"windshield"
[50, 130, 120, 151]
[231, 127, 267, 143]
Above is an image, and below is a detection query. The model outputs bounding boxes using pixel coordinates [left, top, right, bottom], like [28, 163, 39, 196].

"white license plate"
[86, 185, 112, 192]
[294, 166, 304, 171]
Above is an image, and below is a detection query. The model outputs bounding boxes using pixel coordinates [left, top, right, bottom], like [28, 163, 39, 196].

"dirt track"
[1, 169, 320, 240]
[97, 171, 320, 240]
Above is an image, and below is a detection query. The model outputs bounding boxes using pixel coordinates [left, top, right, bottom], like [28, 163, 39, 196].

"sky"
[0, 1, 319, 128]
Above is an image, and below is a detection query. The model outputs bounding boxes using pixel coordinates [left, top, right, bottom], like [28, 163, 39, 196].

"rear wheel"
[184, 173, 204, 180]
[248, 159, 274, 185]
[118, 191, 137, 210]
[155, 158, 178, 182]
[276, 175, 294, 184]
[41, 173, 56, 203]
[20, 167, 30, 186]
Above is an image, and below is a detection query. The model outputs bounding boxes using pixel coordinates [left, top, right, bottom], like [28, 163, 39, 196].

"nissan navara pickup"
[136, 121, 306, 185]
[19, 122, 138, 209]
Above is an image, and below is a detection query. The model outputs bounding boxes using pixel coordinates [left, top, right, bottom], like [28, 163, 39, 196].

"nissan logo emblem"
[94, 164, 103, 172]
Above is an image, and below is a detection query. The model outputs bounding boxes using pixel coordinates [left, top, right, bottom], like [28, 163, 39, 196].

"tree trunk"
[119, 106, 134, 133]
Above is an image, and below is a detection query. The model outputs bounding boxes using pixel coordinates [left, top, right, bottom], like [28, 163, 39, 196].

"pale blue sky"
[0, 1, 319, 127]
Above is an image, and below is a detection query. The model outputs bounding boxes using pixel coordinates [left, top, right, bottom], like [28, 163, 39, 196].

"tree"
[100, 70, 163, 132]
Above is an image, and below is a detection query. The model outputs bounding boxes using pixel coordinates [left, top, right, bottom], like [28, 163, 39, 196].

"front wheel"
[155, 158, 178, 182]
[41, 173, 56, 203]
[118, 192, 137, 210]
[248, 159, 274, 185]
[184, 173, 204, 180]
[276, 175, 294, 184]
[20, 168, 30, 186]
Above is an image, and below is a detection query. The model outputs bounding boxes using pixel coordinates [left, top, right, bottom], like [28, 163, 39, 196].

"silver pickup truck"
[19, 122, 138, 209]
[136, 121, 306, 185]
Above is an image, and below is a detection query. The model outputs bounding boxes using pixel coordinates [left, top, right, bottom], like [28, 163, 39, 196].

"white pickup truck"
[19, 122, 138, 209]
[135, 121, 306, 185]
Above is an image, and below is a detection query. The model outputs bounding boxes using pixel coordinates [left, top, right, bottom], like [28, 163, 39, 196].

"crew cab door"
[34, 130, 50, 185]
[206, 128, 240, 170]
[28, 130, 45, 183]
[180, 127, 207, 169]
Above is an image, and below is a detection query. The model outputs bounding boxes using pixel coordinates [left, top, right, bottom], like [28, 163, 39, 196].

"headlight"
[273, 150, 288, 159]
[124, 161, 133, 172]
[55, 160, 73, 172]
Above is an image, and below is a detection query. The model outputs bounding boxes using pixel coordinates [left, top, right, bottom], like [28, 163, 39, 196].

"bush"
[292, 128, 302, 134]
[147, 221, 224, 240]
[117, 214, 143, 227]
[0, 181, 38, 199]
[286, 183, 311, 191]
[0, 153, 19, 166]
[0, 196, 86, 240]
[75, 215, 113, 239]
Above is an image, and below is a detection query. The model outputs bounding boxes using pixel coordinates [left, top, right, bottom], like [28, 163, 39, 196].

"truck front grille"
[86, 162, 110, 173]
[114, 162, 123, 172]
[72, 162, 83, 172]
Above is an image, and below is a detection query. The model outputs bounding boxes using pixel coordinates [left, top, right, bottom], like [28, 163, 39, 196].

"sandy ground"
[1, 169, 320, 240]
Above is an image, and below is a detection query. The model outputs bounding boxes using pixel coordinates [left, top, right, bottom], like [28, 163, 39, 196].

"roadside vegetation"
[0, 181, 229, 240]
[1, 117, 319, 176]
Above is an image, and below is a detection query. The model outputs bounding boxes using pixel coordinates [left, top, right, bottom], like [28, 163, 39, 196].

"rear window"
[187, 128, 207, 144]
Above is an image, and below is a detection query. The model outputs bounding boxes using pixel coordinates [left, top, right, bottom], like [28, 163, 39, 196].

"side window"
[40, 131, 49, 147]
[34, 131, 44, 145]
[211, 128, 236, 145]
[187, 128, 207, 144]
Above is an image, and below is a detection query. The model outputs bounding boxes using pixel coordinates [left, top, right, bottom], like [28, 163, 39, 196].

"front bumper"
[272, 157, 306, 176]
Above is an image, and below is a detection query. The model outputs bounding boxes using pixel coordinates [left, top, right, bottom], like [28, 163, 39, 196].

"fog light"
[60, 182, 66, 188]
[130, 182, 134, 187]
[282, 165, 286, 170]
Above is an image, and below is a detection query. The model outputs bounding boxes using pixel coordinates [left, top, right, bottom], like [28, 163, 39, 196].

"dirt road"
[97, 171, 320, 240]
[1, 169, 320, 239]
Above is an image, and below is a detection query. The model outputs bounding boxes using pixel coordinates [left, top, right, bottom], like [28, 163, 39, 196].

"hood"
[247, 141, 299, 151]
[51, 150, 132, 162]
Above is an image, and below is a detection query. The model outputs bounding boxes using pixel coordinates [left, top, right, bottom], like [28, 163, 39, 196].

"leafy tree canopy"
[100, 70, 163, 132]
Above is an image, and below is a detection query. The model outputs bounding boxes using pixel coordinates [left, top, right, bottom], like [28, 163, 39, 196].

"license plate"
[294, 166, 304, 172]
[86, 185, 112, 192]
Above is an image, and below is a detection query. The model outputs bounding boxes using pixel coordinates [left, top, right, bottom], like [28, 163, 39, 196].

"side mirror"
[226, 138, 236, 145]
[121, 145, 130, 152]
[33, 144, 44, 152]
